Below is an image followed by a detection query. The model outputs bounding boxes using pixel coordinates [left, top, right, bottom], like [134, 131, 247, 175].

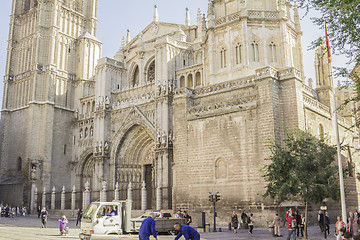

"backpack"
[357, 217, 360, 225]
[291, 218, 297, 229]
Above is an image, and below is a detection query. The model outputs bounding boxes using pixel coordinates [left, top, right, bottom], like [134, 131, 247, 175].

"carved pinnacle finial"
[185, 7, 191, 26]
[126, 29, 131, 44]
[153, 5, 159, 22]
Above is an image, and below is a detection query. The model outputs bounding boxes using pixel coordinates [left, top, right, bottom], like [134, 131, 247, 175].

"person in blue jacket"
[106, 206, 116, 216]
[139, 213, 158, 240]
[174, 223, 200, 240]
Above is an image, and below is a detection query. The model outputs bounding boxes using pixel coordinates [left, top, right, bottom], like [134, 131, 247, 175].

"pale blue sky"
[0, 1, 350, 107]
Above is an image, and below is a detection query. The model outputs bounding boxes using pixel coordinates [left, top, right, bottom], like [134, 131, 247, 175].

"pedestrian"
[241, 210, 248, 224]
[349, 212, 356, 236]
[325, 212, 330, 235]
[138, 212, 158, 240]
[231, 211, 239, 233]
[318, 210, 324, 232]
[40, 207, 48, 228]
[248, 213, 254, 234]
[59, 215, 68, 235]
[286, 210, 296, 240]
[37, 206, 41, 218]
[76, 208, 83, 226]
[173, 223, 200, 240]
[184, 211, 192, 225]
[336, 216, 346, 237]
[299, 214, 305, 238]
[296, 210, 301, 237]
[273, 213, 282, 237]
[176, 210, 184, 218]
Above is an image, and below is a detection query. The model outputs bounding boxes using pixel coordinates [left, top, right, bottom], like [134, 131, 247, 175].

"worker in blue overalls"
[139, 213, 158, 240]
[174, 223, 200, 240]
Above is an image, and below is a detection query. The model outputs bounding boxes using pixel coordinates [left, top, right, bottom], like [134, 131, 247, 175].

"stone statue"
[161, 131, 167, 147]
[31, 166, 37, 180]
[162, 83, 167, 95]
[157, 132, 161, 147]
[105, 96, 110, 109]
[104, 141, 109, 155]
[168, 130, 173, 145]
[99, 141, 103, 155]
[94, 141, 99, 154]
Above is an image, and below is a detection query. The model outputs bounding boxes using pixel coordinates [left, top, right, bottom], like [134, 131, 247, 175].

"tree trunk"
[304, 201, 308, 239]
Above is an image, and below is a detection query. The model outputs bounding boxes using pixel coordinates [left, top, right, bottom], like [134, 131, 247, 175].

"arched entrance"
[115, 124, 155, 209]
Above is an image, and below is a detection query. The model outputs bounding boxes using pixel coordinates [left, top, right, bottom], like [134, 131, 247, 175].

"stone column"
[61, 186, 65, 210]
[82, 181, 91, 210]
[30, 183, 36, 214]
[51, 187, 56, 210]
[127, 182, 133, 201]
[114, 182, 119, 201]
[141, 181, 147, 211]
[156, 187, 162, 210]
[33, 187, 38, 212]
[42, 187, 46, 207]
[71, 185, 76, 210]
[100, 181, 107, 202]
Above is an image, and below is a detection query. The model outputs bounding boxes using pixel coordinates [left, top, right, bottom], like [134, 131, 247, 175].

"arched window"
[187, 74, 193, 88]
[90, 126, 93, 136]
[17, 157, 22, 172]
[180, 76, 185, 88]
[220, 48, 227, 68]
[92, 101, 95, 112]
[79, 128, 83, 139]
[147, 61, 155, 82]
[195, 72, 201, 87]
[235, 43, 242, 64]
[132, 65, 140, 87]
[319, 123, 324, 140]
[86, 102, 90, 113]
[84, 127, 88, 138]
[215, 158, 227, 179]
[82, 103, 86, 114]
[251, 41, 259, 62]
[268, 42, 277, 62]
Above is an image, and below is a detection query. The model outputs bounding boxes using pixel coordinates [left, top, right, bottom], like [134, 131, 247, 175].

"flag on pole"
[325, 20, 332, 63]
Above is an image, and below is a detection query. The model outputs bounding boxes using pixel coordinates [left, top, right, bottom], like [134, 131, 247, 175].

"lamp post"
[209, 192, 220, 232]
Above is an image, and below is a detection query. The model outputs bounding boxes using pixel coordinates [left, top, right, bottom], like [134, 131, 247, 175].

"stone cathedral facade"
[1, 0, 359, 225]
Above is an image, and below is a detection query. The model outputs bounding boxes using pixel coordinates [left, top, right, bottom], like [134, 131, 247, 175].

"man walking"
[40, 207, 48, 228]
[174, 223, 200, 240]
[139, 212, 158, 240]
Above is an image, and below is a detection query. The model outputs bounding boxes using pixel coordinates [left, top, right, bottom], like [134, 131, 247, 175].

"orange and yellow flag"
[325, 21, 332, 63]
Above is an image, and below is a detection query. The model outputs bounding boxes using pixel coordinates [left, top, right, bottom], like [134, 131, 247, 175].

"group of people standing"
[334, 210, 360, 240]
[0, 203, 27, 217]
[285, 209, 305, 240]
[174, 210, 192, 225]
[230, 210, 254, 234]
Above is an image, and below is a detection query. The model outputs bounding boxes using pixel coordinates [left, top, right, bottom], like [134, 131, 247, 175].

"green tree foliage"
[262, 128, 339, 204]
[293, 0, 360, 65]
[262, 128, 345, 238]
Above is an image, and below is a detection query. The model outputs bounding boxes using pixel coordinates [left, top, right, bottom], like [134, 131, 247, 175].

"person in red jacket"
[285, 210, 297, 240]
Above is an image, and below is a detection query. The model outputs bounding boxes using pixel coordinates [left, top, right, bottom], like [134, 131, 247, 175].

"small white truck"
[79, 200, 185, 240]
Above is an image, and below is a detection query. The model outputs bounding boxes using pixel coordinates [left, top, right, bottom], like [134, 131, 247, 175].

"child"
[59, 215, 69, 236]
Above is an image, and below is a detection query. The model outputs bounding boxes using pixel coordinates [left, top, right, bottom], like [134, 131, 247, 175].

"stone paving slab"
[0, 215, 338, 240]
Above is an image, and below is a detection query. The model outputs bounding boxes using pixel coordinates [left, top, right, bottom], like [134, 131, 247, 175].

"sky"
[0, 1, 350, 108]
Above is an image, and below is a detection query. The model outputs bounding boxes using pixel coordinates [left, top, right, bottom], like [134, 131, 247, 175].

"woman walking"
[231, 211, 239, 233]
[248, 213, 254, 234]
[274, 213, 282, 237]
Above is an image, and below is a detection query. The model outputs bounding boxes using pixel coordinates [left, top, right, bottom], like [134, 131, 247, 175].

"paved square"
[0, 215, 341, 240]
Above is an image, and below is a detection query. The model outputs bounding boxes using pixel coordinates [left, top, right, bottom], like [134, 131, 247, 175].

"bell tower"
[0, 0, 100, 208]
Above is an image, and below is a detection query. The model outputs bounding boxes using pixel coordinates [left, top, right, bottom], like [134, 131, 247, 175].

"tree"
[293, 0, 360, 66]
[261, 128, 345, 239]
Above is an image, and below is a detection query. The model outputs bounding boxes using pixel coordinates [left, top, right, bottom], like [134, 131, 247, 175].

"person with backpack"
[286, 210, 297, 240]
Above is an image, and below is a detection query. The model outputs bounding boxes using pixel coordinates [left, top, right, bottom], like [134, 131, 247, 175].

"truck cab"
[79, 200, 131, 240]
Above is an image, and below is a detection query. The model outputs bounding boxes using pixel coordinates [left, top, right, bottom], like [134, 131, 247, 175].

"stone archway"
[115, 124, 155, 209]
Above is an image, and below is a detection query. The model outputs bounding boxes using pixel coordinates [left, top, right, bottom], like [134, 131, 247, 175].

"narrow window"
[251, 41, 259, 62]
[235, 44, 242, 64]
[64, 144, 67, 155]
[17, 157, 22, 172]
[221, 48, 227, 68]
[269, 42, 277, 62]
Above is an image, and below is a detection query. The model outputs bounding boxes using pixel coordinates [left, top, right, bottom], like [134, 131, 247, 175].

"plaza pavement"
[0, 215, 339, 240]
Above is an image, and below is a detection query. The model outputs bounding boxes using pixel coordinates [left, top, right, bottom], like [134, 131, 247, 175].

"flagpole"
[326, 20, 347, 223]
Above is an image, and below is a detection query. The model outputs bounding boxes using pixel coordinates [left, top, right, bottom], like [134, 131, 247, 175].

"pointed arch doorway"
[115, 124, 155, 210]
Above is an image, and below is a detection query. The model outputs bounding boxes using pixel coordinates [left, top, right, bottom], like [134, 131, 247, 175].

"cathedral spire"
[153, 5, 159, 22]
[293, 1, 301, 32]
[197, 8, 202, 26]
[185, 8, 191, 26]
[126, 29, 131, 44]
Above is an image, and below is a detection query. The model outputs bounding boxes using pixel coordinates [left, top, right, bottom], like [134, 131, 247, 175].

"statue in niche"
[105, 96, 110, 109]
[162, 83, 167, 95]
[98, 96, 104, 109]
[31, 165, 37, 180]
[157, 132, 161, 147]
[161, 131, 167, 147]
[104, 141, 109, 155]
[98, 141, 103, 155]
[157, 84, 162, 96]
[94, 141, 99, 154]
[168, 130, 173, 145]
